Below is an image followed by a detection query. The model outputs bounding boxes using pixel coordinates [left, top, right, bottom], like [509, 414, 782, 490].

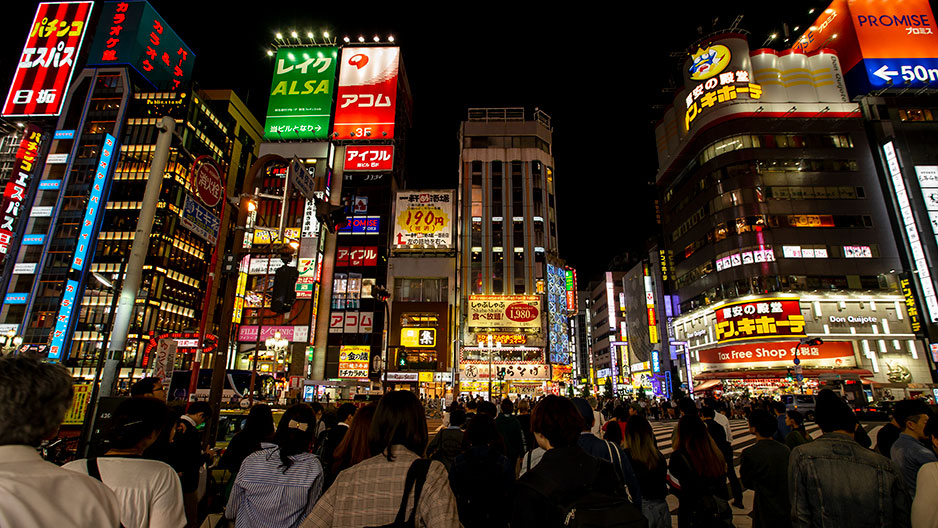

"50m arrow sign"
[866, 58, 938, 88]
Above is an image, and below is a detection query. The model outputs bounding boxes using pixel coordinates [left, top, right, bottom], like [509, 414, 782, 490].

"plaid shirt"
[300, 445, 461, 528]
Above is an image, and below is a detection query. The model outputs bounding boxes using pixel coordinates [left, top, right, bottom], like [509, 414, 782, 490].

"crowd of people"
[3, 353, 938, 527]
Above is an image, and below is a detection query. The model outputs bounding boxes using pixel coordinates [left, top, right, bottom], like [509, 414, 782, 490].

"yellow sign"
[252, 227, 300, 245]
[418, 372, 434, 383]
[400, 327, 436, 348]
[62, 384, 92, 425]
[688, 44, 732, 81]
[338, 345, 370, 379]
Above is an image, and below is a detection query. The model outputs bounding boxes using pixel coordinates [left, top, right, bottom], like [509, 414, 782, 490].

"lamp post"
[1, 329, 22, 356]
[487, 335, 493, 401]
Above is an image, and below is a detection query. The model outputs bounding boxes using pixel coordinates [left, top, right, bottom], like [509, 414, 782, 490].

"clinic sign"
[264, 46, 337, 140]
[714, 297, 806, 344]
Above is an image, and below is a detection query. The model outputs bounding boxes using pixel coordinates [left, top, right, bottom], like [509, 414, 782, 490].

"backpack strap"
[86, 458, 102, 481]
[605, 440, 625, 487]
[405, 459, 431, 524]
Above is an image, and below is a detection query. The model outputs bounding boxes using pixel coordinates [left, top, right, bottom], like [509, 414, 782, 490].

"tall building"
[654, 31, 931, 397]
[586, 273, 624, 395]
[456, 108, 569, 398]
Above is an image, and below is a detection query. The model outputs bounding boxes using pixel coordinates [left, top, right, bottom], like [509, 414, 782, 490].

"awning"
[694, 368, 874, 380]
[692, 379, 723, 392]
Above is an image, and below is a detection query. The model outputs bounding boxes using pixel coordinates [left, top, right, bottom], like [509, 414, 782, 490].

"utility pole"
[100, 116, 174, 397]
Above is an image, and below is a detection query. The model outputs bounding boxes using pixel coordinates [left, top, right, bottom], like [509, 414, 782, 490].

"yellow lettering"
[302, 80, 315, 94]
[314, 80, 329, 94]
[271, 81, 287, 96]
[288, 81, 301, 95]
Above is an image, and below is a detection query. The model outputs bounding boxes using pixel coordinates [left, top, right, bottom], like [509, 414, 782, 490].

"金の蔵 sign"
[339, 345, 370, 379]
[714, 297, 806, 344]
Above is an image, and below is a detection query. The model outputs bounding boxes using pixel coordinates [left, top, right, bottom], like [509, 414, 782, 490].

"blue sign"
[48, 279, 78, 360]
[180, 194, 220, 245]
[21, 234, 44, 245]
[53, 130, 75, 140]
[664, 370, 673, 397]
[651, 349, 661, 373]
[72, 134, 115, 271]
[338, 216, 380, 234]
[4, 293, 27, 305]
[849, 57, 938, 93]
[38, 180, 61, 190]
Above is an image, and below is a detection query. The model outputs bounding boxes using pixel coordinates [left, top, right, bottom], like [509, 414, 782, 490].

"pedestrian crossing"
[650, 419, 884, 465]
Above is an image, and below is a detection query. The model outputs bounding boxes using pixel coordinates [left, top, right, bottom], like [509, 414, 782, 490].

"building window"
[394, 278, 447, 303]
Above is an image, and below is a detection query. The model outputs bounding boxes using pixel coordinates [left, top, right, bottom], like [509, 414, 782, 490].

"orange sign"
[475, 334, 527, 345]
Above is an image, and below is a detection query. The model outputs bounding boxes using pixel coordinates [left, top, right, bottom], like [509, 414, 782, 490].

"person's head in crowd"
[273, 403, 317, 472]
[478, 401, 498, 416]
[924, 416, 938, 454]
[894, 399, 933, 439]
[333, 402, 377, 470]
[587, 396, 599, 411]
[369, 391, 428, 461]
[466, 400, 478, 413]
[814, 389, 858, 434]
[500, 398, 514, 416]
[107, 397, 169, 454]
[465, 413, 499, 448]
[185, 401, 213, 426]
[772, 400, 787, 415]
[786, 410, 806, 430]
[336, 403, 357, 425]
[674, 415, 726, 477]
[0, 356, 74, 447]
[614, 405, 629, 422]
[624, 416, 661, 469]
[679, 397, 698, 417]
[130, 377, 167, 401]
[244, 404, 275, 443]
[517, 400, 530, 415]
[571, 397, 595, 431]
[310, 401, 324, 422]
[449, 409, 466, 428]
[603, 417, 624, 446]
[700, 406, 716, 420]
[748, 409, 778, 440]
[531, 395, 583, 450]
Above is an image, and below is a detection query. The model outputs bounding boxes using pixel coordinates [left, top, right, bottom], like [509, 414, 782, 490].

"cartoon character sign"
[688, 44, 732, 81]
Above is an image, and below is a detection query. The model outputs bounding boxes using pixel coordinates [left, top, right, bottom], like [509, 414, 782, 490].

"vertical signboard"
[264, 46, 338, 140]
[85, 1, 195, 90]
[332, 47, 400, 139]
[0, 125, 43, 261]
[49, 134, 117, 360]
[2, 2, 93, 117]
[564, 267, 578, 315]
[392, 191, 453, 250]
[547, 264, 570, 364]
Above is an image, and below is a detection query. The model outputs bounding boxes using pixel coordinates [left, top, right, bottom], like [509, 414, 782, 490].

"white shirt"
[913, 462, 938, 528]
[63, 456, 186, 528]
[591, 410, 604, 437]
[0, 445, 121, 528]
[714, 411, 732, 442]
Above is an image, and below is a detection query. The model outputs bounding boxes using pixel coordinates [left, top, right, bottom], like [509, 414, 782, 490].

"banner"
[714, 297, 806, 344]
[179, 194, 219, 245]
[467, 295, 541, 328]
[151, 338, 177, 380]
[238, 325, 308, 342]
[264, 46, 337, 140]
[696, 340, 857, 370]
[62, 383, 92, 425]
[393, 191, 454, 250]
[460, 363, 549, 381]
[339, 345, 370, 379]
[332, 47, 400, 139]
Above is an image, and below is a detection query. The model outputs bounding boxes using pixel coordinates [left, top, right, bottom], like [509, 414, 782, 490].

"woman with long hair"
[668, 415, 730, 528]
[301, 391, 459, 527]
[623, 415, 670, 528]
[219, 404, 274, 498]
[226, 403, 323, 528]
[325, 402, 377, 489]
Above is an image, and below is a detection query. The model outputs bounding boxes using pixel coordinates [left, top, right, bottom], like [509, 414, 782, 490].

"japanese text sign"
[714, 297, 805, 344]
[393, 191, 454, 250]
[460, 363, 549, 381]
[901, 274, 925, 335]
[0, 125, 43, 261]
[344, 145, 394, 171]
[696, 340, 856, 369]
[61, 383, 92, 425]
[48, 278, 78, 360]
[467, 295, 541, 329]
[86, 1, 195, 90]
[401, 327, 436, 348]
[264, 46, 337, 140]
[335, 246, 378, 267]
[3, 2, 92, 117]
[333, 47, 400, 139]
[72, 134, 116, 272]
[339, 345, 370, 379]
[564, 267, 577, 314]
[237, 325, 308, 342]
[337, 216, 380, 234]
[179, 194, 220, 245]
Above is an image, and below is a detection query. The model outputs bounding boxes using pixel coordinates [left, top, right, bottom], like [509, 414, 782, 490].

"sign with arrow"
[862, 58, 938, 90]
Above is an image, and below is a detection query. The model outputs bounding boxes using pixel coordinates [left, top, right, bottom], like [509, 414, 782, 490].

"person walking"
[789, 389, 910, 527]
[326, 402, 377, 489]
[226, 403, 324, 528]
[771, 401, 791, 443]
[912, 416, 938, 528]
[623, 415, 670, 528]
[64, 397, 186, 528]
[427, 408, 466, 471]
[449, 414, 514, 528]
[701, 406, 743, 508]
[300, 391, 460, 527]
[783, 410, 812, 450]
[494, 398, 526, 475]
[739, 409, 790, 528]
[892, 399, 937, 497]
[668, 415, 731, 528]
[0, 356, 121, 527]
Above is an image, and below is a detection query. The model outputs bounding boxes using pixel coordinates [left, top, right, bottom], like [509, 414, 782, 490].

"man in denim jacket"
[890, 399, 937, 496]
[789, 390, 911, 528]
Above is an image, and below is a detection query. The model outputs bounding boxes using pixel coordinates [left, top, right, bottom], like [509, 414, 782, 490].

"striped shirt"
[226, 443, 324, 528]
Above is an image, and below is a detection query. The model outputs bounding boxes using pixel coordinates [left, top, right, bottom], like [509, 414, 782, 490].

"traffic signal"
[315, 199, 349, 233]
[270, 256, 299, 313]
[786, 368, 793, 382]
[222, 253, 239, 275]
[374, 285, 390, 303]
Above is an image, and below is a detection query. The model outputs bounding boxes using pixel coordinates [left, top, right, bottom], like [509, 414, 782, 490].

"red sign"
[0, 125, 43, 259]
[344, 145, 394, 171]
[333, 47, 400, 140]
[697, 340, 857, 369]
[3, 2, 93, 116]
[506, 302, 539, 323]
[714, 297, 805, 344]
[191, 156, 223, 208]
[336, 246, 378, 267]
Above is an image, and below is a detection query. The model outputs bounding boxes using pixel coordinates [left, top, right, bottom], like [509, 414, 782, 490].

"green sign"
[264, 47, 337, 140]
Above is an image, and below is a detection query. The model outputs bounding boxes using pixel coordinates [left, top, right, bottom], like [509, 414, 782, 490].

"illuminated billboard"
[714, 297, 806, 344]
[467, 295, 540, 329]
[86, 1, 195, 90]
[564, 267, 577, 315]
[0, 126, 43, 262]
[264, 46, 337, 140]
[793, 0, 938, 93]
[344, 145, 394, 171]
[547, 264, 570, 364]
[393, 191, 453, 250]
[332, 47, 400, 139]
[3, 2, 93, 117]
[338, 345, 370, 379]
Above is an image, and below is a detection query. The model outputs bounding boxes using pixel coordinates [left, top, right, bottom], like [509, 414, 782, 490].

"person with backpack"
[668, 415, 731, 528]
[495, 398, 526, 475]
[511, 395, 647, 528]
[427, 408, 466, 471]
[449, 414, 514, 527]
[572, 397, 642, 507]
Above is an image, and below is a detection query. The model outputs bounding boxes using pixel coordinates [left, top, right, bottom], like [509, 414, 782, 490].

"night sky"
[0, 1, 844, 282]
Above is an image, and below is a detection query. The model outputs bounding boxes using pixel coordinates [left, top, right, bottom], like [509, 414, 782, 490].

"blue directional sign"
[850, 57, 938, 93]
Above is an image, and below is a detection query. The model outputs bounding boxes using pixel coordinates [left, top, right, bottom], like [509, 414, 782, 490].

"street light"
[1, 329, 22, 356]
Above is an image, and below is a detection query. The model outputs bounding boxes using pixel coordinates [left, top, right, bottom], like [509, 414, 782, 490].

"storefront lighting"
[908, 340, 918, 359]
[850, 327, 857, 334]
[894, 340, 902, 350]
[881, 319, 890, 334]
[838, 300, 846, 310]
[862, 340, 872, 358]
[878, 340, 887, 354]
[813, 301, 822, 318]
[869, 300, 876, 311]
[895, 301, 904, 319]
[823, 324, 830, 334]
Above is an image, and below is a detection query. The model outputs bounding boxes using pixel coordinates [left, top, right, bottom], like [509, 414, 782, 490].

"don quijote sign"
[191, 156, 223, 208]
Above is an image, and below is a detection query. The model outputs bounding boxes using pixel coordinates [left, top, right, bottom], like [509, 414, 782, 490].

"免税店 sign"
[714, 297, 806, 343]
[696, 340, 856, 370]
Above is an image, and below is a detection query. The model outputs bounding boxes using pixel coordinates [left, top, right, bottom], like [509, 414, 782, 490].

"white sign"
[46, 154, 68, 164]
[290, 156, 317, 201]
[13, 263, 36, 274]
[460, 363, 549, 381]
[386, 372, 419, 382]
[30, 206, 52, 217]
[248, 257, 292, 275]
[329, 311, 374, 334]
[392, 191, 454, 250]
[151, 339, 177, 381]
[301, 198, 320, 239]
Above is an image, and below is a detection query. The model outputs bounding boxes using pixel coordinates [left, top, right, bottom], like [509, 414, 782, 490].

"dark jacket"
[450, 445, 514, 528]
[740, 439, 791, 528]
[427, 427, 465, 471]
[877, 422, 901, 458]
[495, 413, 526, 462]
[668, 449, 729, 528]
[218, 430, 261, 474]
[577, 432, 642, 507]
[511, 446, 621, 527]
[174, 418, 203, 493]
[625, 449, 668, 501]
[704, 419, 733, 461]
[320, 423, 349, 467]
[516, 414, 534, 453]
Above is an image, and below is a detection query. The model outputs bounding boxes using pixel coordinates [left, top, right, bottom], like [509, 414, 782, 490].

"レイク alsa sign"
[191, 156, 223, 208]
